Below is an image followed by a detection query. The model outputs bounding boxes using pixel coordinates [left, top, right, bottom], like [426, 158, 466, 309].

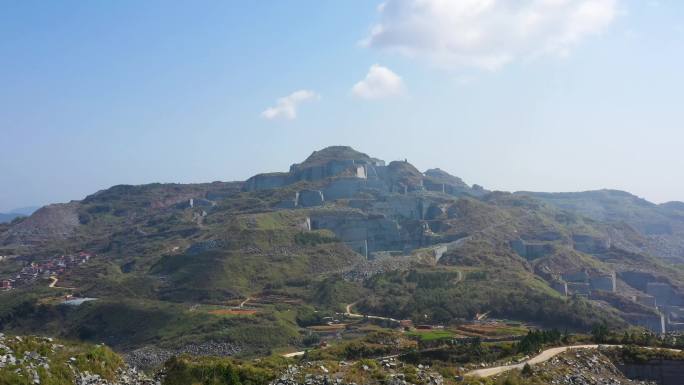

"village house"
[1, 279, 13, 290]
[7, 251, 94, 288]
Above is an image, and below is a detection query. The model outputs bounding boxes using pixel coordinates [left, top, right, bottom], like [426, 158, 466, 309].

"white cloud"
[352, 64, 405, 99]
[261, 90, 319, 120]
[363, 0, 618, 70]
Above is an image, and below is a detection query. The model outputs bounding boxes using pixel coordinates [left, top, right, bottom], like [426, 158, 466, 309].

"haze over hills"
[0, 206, 39, 224]
[0, 146, 683, 383]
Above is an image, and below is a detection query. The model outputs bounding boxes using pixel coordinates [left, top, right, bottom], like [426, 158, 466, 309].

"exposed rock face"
[620, 271, 659, 292]
[322, 178, 367, 201]
[244, 172, 290, 191]
[590, 273, 617, 292]
[350, 195, 425, 220]
[521, 189, 684, 264]
[622, 313, 666, 333]
[245, 146, 380, 192]
[647, 282, 684, 306]
[616, 360, 684, 385]
[423, 168, 473, 195]
[618, 272, 684, 307]
[245, 147, 481, 204]
[296, 190, 325, 207]
[572, 234, 611, 254]
[510, 239, 555, 260]
[1, 202, 80, 245]
[309, 210, 429, 257]
[385, 161, 424, 193]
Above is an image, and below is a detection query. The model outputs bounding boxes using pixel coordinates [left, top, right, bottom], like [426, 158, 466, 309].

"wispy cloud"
[363, 0, 618, 71]
[352, 64, 405, 100]
[261, 90, 319, 120]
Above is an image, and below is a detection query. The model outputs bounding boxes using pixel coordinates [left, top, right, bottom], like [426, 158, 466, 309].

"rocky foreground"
[269, 358, 445, 385]
[0, 333, 159, 385]
[504, 349, 657, 385]
[268, 349, 668, 385]
[2, 333, 678, 385]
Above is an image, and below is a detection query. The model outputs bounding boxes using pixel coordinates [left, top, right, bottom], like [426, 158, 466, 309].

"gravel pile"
[536, 350, 657, 385]
[270, 357, 445, 385]
[124, 341, 241, 370]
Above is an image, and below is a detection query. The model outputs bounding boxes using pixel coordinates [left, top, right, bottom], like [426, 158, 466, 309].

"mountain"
[519, 190, 684, 264]
[0, 146, 682, 360]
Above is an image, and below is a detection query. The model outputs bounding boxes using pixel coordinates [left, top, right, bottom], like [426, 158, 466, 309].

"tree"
[591, 322, 609, 343]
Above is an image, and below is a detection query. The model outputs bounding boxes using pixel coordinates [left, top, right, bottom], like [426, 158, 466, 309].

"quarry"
[240, 147, 684, 335]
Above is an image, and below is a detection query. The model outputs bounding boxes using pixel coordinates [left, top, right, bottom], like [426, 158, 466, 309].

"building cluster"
[0, 251, 92, 291]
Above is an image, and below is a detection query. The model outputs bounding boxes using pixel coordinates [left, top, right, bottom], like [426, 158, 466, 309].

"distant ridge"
[0, 206, 39, 223]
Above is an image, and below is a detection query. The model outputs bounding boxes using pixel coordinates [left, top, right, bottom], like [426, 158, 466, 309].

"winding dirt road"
[344, 302, 399, 323]
[239, 297, 252, 308]
[48, 275, 75, 290]
[466, 344, 605, 378]
[472, 343, 684, 379]
[467, 344, 684, 378]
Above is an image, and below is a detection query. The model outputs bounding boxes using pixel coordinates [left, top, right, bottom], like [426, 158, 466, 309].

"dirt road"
[344, 302, 399, 323]
[466, 345, 605, 378]
[239, 297, 251, 308]
[48, 276, 74, 290]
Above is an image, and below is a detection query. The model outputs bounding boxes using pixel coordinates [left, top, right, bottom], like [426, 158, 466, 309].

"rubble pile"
[341, 255, 414, 282]
[270, 357, 444, 385]
[74, 367, 159, 385]
[124, 341, 241, 370]
[533, 349, 657, 385]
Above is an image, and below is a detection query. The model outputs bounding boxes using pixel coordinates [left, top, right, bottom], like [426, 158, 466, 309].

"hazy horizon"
[3, 1, 684, 211]
[1, 142, 680, 212]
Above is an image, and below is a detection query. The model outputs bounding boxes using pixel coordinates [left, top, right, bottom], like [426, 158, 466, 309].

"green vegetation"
[402, 338, 519, 366]
[294, 230, 339, 246]
[516, 329, 562, 354]
[163, 356, 285, 385]
[606, 345, 684, 364]
[0, 295, 302, 355]
[358, 268, 624, 330]
[406, 330, 454, 342]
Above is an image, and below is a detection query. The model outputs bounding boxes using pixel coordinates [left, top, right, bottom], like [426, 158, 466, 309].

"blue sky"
[1, 0, 683, 211]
